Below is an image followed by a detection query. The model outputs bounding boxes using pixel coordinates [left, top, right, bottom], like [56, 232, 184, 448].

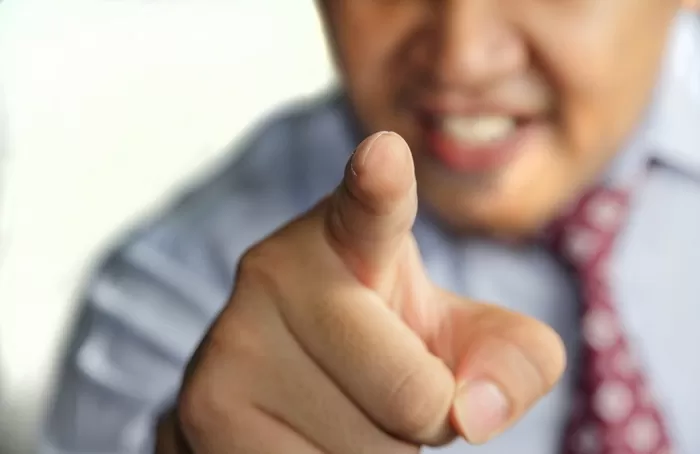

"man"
[42, 1, 700, 453]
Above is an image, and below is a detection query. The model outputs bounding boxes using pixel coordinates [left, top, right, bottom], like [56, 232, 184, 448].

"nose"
[432, 0, 527, 89]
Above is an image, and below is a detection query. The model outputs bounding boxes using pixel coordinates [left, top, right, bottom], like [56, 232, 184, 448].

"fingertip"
[439, 302, 567, 446]
[452, 380, 510, 444]
[351, 131, 413, 179]
[325, 131, 417, 286]
[350, 131, 389, 176]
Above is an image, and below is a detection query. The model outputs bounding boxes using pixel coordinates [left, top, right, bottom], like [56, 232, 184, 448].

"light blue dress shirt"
[41, 12, 700, 454]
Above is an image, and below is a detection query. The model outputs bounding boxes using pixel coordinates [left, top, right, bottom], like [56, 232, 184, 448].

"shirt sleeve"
[37, 93, 349, 454]
[38, 237, 229, 454]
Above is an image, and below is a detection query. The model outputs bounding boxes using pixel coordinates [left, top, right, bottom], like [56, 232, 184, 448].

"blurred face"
[320, 0, 687, 238]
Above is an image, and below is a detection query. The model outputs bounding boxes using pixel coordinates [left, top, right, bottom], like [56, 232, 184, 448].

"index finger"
[324, 131, 418, 292]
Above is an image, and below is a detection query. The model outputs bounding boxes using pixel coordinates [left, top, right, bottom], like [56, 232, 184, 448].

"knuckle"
[236, 243, 278, 287]
[178, 341, 230, 439]
[219, 315, 268, 366]
[506, 316, 567, 392]
[473, 304, 567, 392]
[384, 364, 450, 441]
[177, 372, 219, 442]
[342, 175, 395, 217]
[235, 227, 308, 287]
[234, 241, 292, 303]
[530, 320, 567, 388]
[177, 319, 262, 441]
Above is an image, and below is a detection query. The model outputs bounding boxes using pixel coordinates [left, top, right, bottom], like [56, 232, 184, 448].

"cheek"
[332, 7, 429, 134]
[536, 57, 634, 181]
[526, 9, 633, 159]
[341, 41, 401, 132]
[485, 133, 574, 233]
[533, 6, 672, 162]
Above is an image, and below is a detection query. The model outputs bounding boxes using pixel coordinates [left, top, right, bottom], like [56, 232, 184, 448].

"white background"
[0, 1, 335, 452]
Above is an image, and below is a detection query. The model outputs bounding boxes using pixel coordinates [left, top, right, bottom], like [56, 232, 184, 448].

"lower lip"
[421, 118, 538, 174]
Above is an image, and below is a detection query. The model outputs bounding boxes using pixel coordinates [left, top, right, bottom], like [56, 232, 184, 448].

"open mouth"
[419, 113, 542, 174]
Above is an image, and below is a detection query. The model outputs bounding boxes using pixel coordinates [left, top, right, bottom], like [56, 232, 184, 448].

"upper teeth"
[441, 115, 516, 143]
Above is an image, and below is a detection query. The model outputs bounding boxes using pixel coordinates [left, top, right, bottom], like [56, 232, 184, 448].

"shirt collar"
[644, 11, 700, 179]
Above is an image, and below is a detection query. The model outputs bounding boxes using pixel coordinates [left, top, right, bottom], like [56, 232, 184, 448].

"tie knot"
[546, 187, 631, 270]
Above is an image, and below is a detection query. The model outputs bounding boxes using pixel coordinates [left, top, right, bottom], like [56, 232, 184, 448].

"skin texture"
[159, 1, 699, 453]
[321, 0, 690, 238]
[168, 133, 565, 454]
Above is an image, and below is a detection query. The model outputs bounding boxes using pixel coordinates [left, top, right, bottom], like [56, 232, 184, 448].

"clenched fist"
[156, 132, 566, 453]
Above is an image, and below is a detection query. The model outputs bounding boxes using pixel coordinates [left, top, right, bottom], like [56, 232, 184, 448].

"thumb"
[325, 131, 418, 290]
[428, 289, 567, 445]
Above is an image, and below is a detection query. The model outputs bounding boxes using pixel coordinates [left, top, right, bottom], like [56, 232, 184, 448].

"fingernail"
[454, 381, 510, 444]
[351, 131, 389, 174]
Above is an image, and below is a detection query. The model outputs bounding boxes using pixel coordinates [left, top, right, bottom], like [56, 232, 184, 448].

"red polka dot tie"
[549, 187, 673, 454]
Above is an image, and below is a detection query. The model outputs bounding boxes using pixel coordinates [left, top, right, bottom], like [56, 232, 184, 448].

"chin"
[418, 172, 558, 240]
